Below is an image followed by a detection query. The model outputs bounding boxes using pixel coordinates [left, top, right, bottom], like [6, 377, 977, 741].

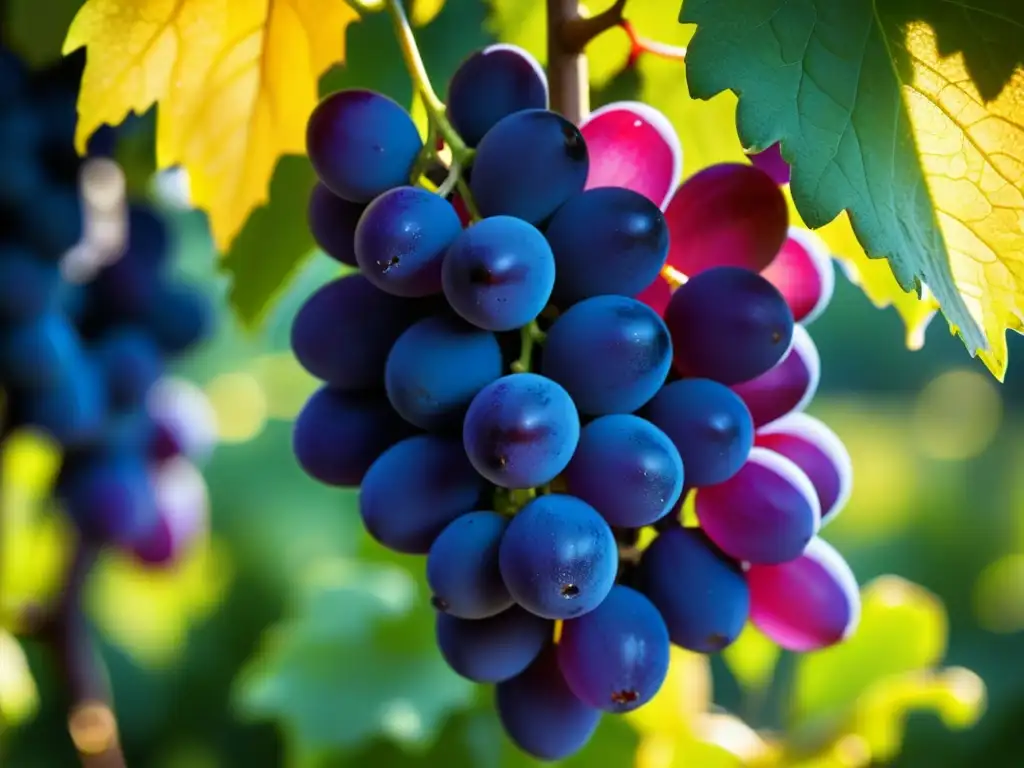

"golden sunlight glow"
[912, 369, 1002, 460]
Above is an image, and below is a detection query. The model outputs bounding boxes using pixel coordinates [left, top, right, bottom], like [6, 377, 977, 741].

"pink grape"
[748, 143, 790, 186]
[579, 101, 682, 210]
[747, 536, 860, 651]
[696, 447, 820, 564]
[132, 458, 209, 567]
[731, 324, 820, 429]
[146, 377, 217, 465]
[635, 275, 672, 316]
[663, 163, 788, 276]
[761, 227, 834, 325]
[755, 412, 852, 526]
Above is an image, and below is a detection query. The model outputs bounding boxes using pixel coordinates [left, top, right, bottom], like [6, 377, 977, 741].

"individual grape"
[663, 163, 788, 275]
[307, 181, 363, 266]
[564, 414, 683, 528]
[470, 109, 589, 225]
[731, 324, 820, 429]
[557, 585, 670, 713]
[85, 244, 161, 322]
[143, 282, 213, 355]
[463, 373, 579, 489]
[441, 216, 555, 331]
[545, 187, 669, 305]
[579, 101, 682, 210]
[14, 359, 106, 445]
[761, 227, 835, 325]
[499, 494, 617, 620]
[496, 647, 602, 761]
[747, 537, 860, 651]
[292, 387, 412, 487]
[755, 412, 853, 526]
[360, 435, 486, 554]
[446, 44, 549, 147]
[637, 526, 749, 652]
[542, 296, 671, 415]
[748, 142, 791, 186]
[93, 328, 164, 410]
[696, 447, 821, 564]
[58, 453, 158, 546]
[386, 315, 503, 431]
[291, 274, 424, 390]
[122, 205, 171, 268]
[436, 606, 551, 683]
[0, 246, 59, 321]
[306, 89, 423, 202]
[427, 511, 512, 619]
[354, 186, 463, 297]
[146, 377, 218, 465]
[644, 379, 754, 488]
[665, 266, 794, 384]
[0, 312, 81, 389]
[131, 457, 209, 567]
[635, 275, 672, 316]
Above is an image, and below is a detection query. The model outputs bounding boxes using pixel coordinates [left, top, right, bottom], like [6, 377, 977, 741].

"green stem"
[511, 321, 546, 373]
[384, 0, 473, 167]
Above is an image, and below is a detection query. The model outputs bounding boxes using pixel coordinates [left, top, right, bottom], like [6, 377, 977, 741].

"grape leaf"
[62, 0, 359, 253]
[682, 0, 1024, 380]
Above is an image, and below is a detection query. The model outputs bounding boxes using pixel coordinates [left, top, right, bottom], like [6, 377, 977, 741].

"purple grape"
[748, 536, 860, 651]
[146, 377, 217, 464]
[463, 373, 579, 489]
[563, 414, 684, 528]
[354, 186, 463, 297]
[761, 227, 835, 325]
[307, 181, 363, 266]
[498, 494, 617, 620]
[665, 266, 794, 384]
[755, 412, 853, 525]
[731, 324, 819, 429]
[748, 142, 791, 186]
[637, 526, 749, 652]
[436, 606, 551, 683]
[131, 457, 209, 567]
[58, 454, 158, 547]
[427, 511, 513, 619]
[557, 585, 670, 713]
[359, 435, 486, 554]
[696, 447, 821, 564]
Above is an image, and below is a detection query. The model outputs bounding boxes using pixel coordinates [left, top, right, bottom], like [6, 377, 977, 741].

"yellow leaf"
[63, 0, 360, 251]
[722, 622, 780, 693]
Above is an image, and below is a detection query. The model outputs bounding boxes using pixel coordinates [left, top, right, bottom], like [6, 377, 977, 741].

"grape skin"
[93, 328, 164, 410]
[306, 89, 423, 203]
[0, 245, 58, 321]
[637, 526, 750, 652]
[359, 435, 487, 555]
[435, 606, 551, 683]
[58, 454, 158, 547]
[470, 109, 589, 225]
[731, 323, 819, 429]
[441, 216, 555, 332]
[557, 585, 671, 713]
[563, 414, 684, 528]
[308, 181, 363, 266]
[354, 186, 463, 298]
[426, 510, 513, 619]
[0, 311, 81, 389]
[498, 494, 618, 620]
[542, 295, 672, 415]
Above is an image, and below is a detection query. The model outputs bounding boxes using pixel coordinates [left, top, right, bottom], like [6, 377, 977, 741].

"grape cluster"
[0, 47, 216, 566]
[295, 43, 858, 761]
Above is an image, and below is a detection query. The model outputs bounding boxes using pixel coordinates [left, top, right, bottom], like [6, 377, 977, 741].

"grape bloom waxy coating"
[292, 43, 860, 762]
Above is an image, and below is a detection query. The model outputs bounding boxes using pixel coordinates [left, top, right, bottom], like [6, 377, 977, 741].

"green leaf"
[681, 0, 1024, 379]
[234, 557, 474, 764]
[3, 0, 84, 66]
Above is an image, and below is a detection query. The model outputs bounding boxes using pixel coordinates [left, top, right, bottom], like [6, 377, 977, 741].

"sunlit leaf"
[683, 0, 1024, 380]
[0, 630, 39, 727]
[63, 0, 360, 252]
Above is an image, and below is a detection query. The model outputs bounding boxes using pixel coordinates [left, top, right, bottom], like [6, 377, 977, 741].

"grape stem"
[511, 321, 547, 374]
[558, 0, 629, 53]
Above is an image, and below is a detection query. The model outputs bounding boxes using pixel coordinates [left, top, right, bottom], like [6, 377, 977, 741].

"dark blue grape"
[564, 414, 683, 528]
[86, 247, 161, 323]
[14, 360, 106, 445]
[557, 585, 670, 712]
[93, 328, 163, 410]
[0, 47, 27, 104]
[441, 215, 555, 331]
[470, 109, 589, 225]
[58, 454, 158, 546]
[546, 187, 669, 305]
[427, 511, 512, 619]
[360, 435, 486, 554]
[22, 187, 83, 257]
[496, 646, 601, 761]
[0, 312, 81, 389]
[463, 373, 579, 489]
[308, 181, 363, 266]
[0, 147, 46, 208]
[498, 494, 617, 619]
[542, 295, 671, 415]
[123, 205, 171, 268]
[306, 89, 423, 203]
[644, 378, 753, 487]
[292, 387, 412, 487]
[436, 606, 550, 683]
[291, 274, 423, 390]
[637, 527, 749, 653]
[0, 245, 59, 321]
[665, 266, 794, 384]
[386, 315, 503, 431]
[143, 282, 213, 355]
[446, 44, 548, 148]
[354, 186, 463, 297]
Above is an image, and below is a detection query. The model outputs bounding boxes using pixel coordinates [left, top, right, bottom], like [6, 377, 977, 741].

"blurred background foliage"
[1, 0, 1022, 766]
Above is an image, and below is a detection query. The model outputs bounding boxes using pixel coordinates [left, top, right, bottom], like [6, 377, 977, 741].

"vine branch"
[559, 0, 628, 54]
[545, 0, 590, 124]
